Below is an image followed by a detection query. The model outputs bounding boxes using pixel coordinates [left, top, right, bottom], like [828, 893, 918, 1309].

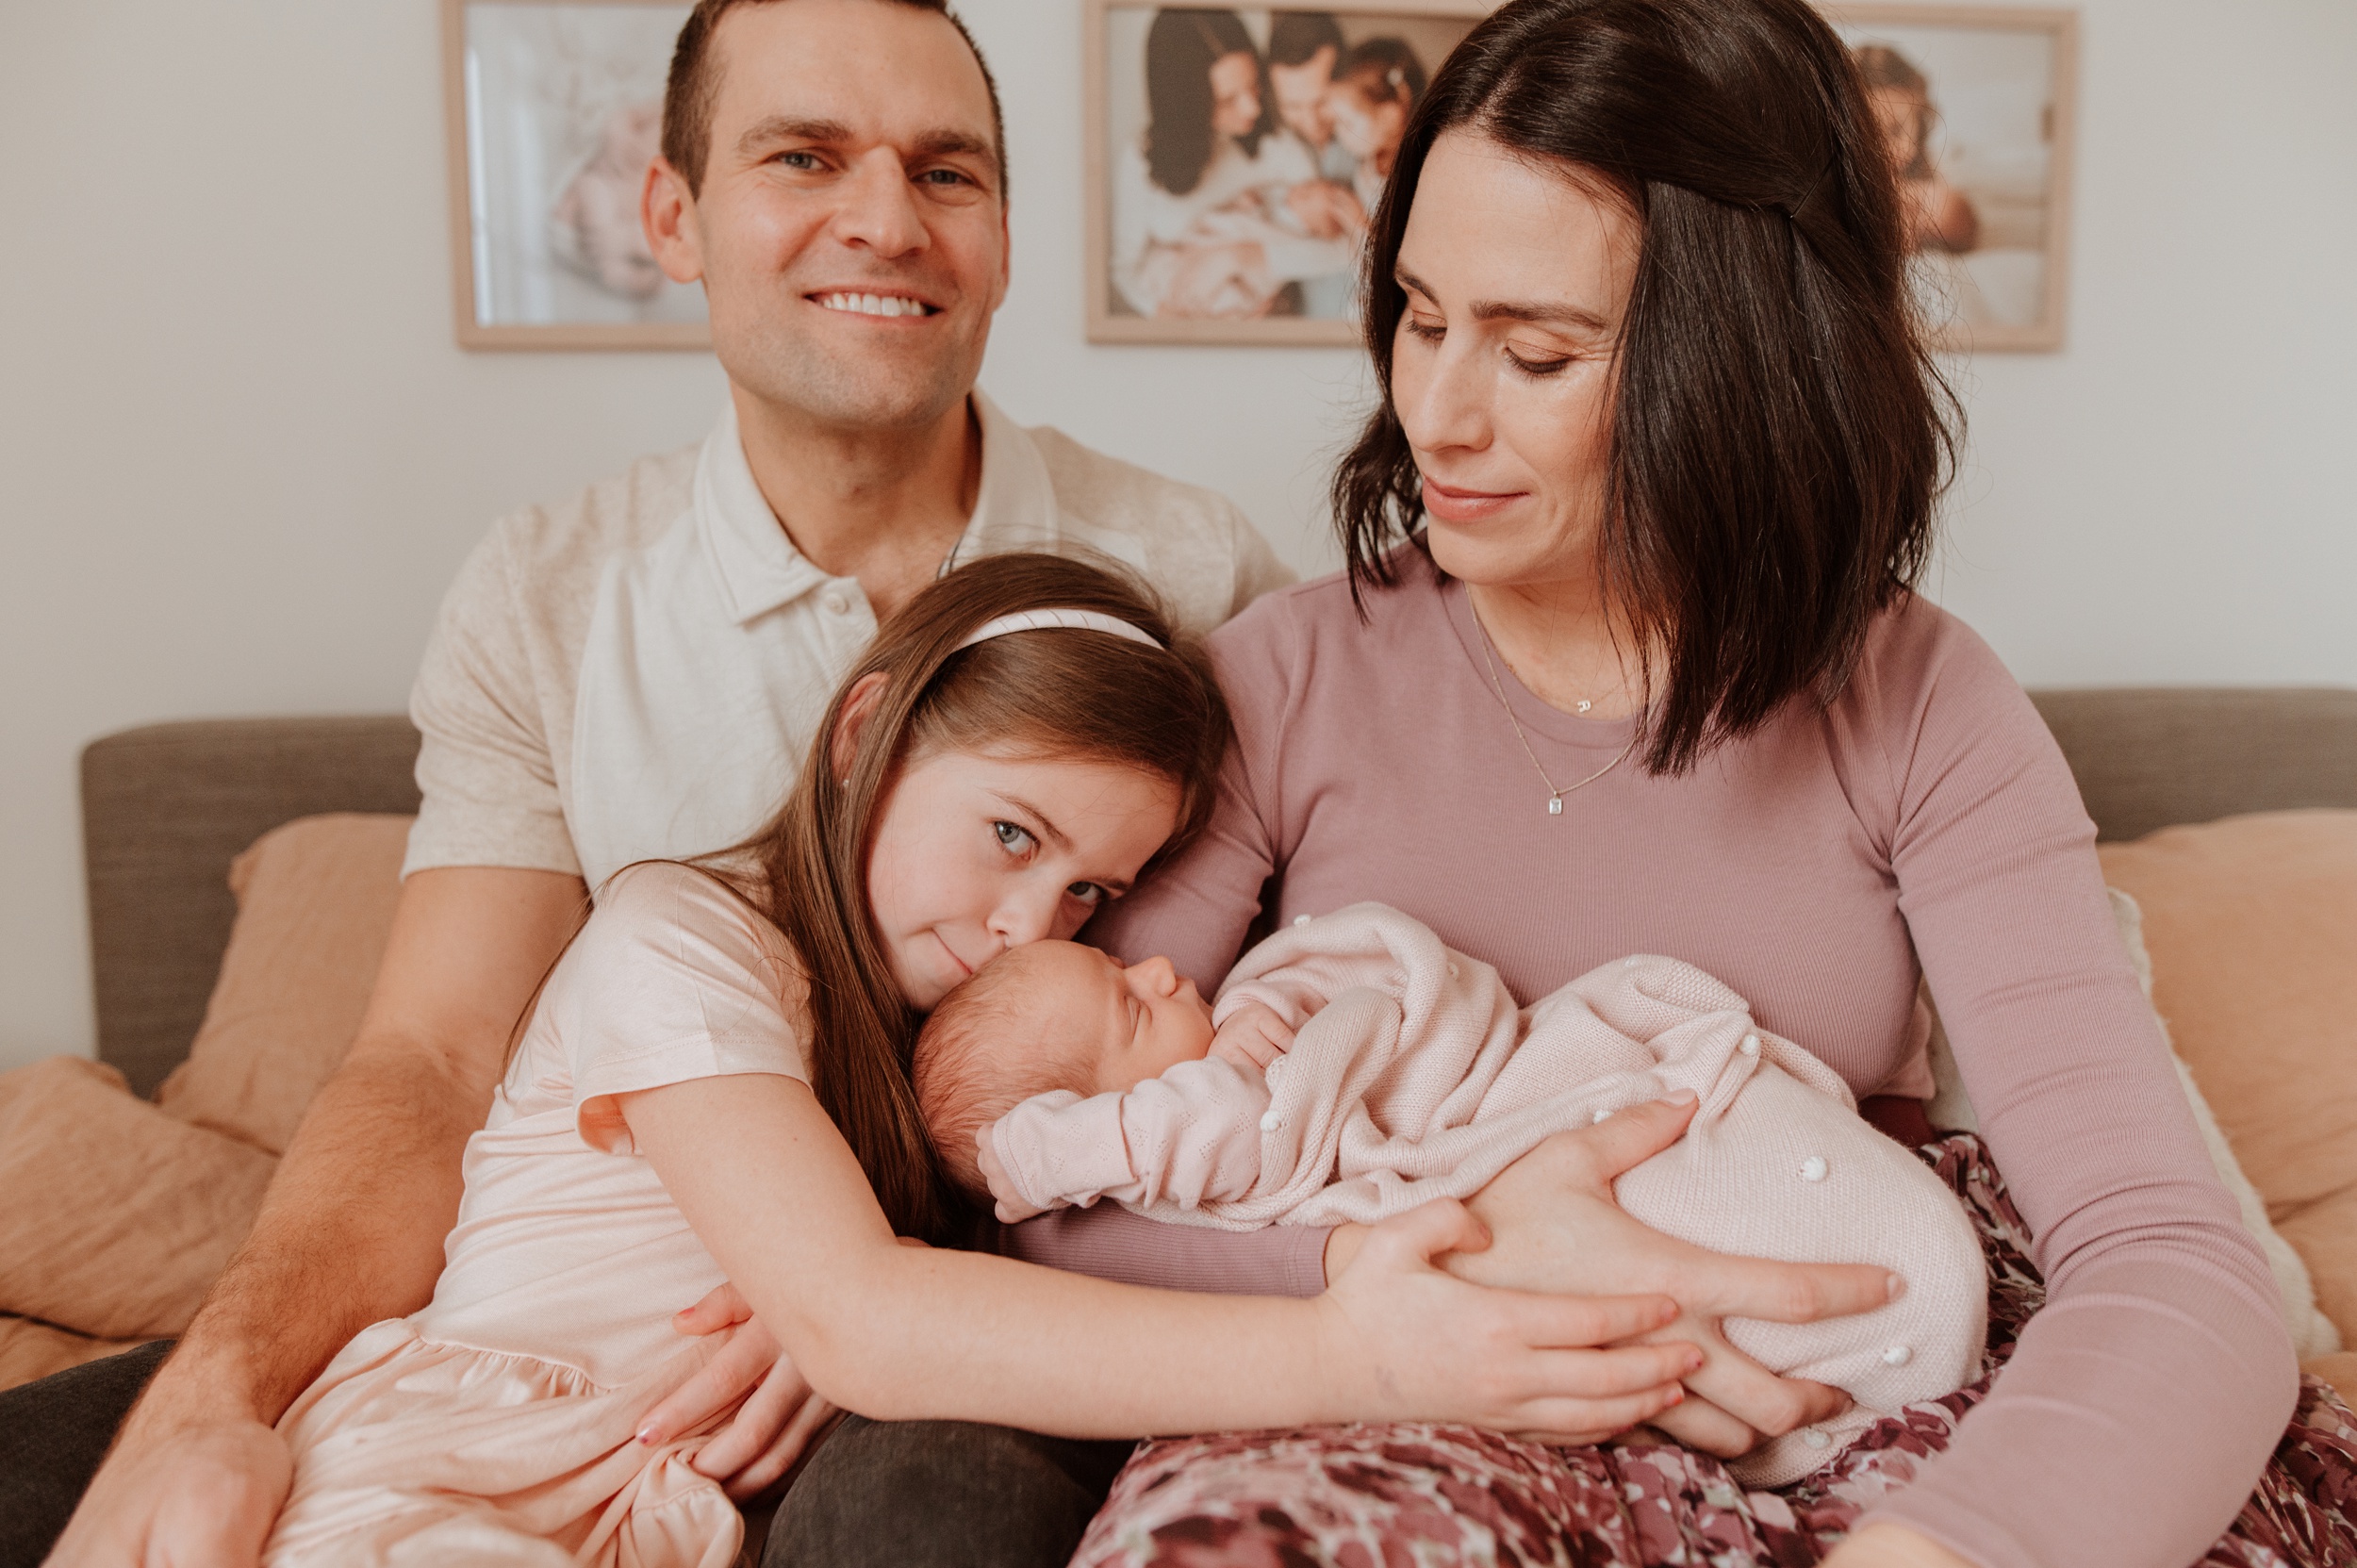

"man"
[18, 2, 1288, 1563]
[1264, 11, 1364, 319]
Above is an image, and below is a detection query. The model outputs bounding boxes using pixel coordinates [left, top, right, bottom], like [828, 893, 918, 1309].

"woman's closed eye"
[1505, 342, 1574, 376]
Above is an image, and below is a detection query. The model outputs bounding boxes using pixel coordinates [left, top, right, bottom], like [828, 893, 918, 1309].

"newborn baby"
[914, 903, 1986, 1486]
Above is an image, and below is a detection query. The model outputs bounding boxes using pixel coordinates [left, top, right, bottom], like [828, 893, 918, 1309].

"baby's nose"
[1137, 955, 1180, 994]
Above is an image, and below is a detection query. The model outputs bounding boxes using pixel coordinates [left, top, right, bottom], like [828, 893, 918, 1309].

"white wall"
[3, 0, 2352, 1071]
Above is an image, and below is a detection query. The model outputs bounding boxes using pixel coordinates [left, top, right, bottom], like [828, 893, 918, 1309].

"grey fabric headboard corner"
[80, 716, 422, 1096]
[76, 689, 2357, 1096]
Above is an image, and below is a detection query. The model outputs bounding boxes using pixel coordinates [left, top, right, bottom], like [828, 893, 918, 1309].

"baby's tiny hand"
[975, 1127, 1047, 1225]
[1211, 1000, 1294, 1072]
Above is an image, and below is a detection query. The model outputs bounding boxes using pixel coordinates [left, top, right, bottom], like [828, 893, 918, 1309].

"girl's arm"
[620, 1070, 1701, 1440]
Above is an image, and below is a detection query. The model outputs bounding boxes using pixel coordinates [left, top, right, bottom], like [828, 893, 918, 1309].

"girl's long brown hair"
[712, 553, 1231, 1242]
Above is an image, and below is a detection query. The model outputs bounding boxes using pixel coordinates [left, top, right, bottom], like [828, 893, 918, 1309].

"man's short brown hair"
[660, 0, 1008, 197]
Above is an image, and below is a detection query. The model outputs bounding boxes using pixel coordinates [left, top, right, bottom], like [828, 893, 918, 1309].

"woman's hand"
[635, 1283, 842, 1499]
[1445, 1095, 1899, 1457]
[1821, 1523, 1977, 1568]
[1318, 1198, 1706, 1440]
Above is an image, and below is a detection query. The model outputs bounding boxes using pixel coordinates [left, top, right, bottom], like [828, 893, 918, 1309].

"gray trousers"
[0, 1343, 1131, 1568]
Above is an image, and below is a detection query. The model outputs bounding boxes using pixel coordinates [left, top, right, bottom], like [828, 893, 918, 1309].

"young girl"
[255, 555, 1712, 1567]
[1325, 37, 1426, 218]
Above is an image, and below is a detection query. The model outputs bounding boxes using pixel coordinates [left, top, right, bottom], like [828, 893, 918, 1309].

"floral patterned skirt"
[1072, 1135, 2357, 1568]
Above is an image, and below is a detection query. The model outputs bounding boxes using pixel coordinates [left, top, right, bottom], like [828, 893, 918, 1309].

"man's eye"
[776, 151, 824, 171]
[993, 821, 1034, 854]
[916, 167, 971, 186]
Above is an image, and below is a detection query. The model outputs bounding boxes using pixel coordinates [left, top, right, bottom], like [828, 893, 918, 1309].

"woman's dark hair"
[711, 553, 1231, 1242]
[1854, 42, 1937, 179]
[1144, 8, 1277, 195]
[1332, 36, 1427, 113]
[1331, 0, 1957, 775]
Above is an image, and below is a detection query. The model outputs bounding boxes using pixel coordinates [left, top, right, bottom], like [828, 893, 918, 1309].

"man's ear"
[643, 157, 705, 285]
[830, 672, 893, 782]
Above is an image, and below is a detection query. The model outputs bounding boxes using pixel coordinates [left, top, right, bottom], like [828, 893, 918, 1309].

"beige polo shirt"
[404, 391, 1294, 888]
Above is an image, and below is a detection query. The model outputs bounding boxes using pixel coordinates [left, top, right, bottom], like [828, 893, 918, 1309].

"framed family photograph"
[1085, 1, 1492, 346]
[1825, 5, 2080, 352]
[441, 0, 709, 350]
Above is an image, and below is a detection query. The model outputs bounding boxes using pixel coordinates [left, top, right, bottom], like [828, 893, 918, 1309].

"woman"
[1110, 8, 1352, 319]
[1080, 1, 2357, 1564]
[1854, 42, 1980, 255]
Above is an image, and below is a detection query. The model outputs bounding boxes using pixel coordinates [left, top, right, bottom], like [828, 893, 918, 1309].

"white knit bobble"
[1292, 914, 1312, 928]
[1799, 1156, 1828, 1182]
[1624, 956, 1641, 968]
[1592, 1108, 1612, 1125]
[1802, 1428, 1831, 1449]
[1740, 1033, 1761, 1058]
[1259, 1111, 1281, 1132]
[1883, 1344, 1913, 1367]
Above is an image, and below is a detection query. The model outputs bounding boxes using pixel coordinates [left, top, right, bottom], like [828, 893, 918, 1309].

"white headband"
[954, 607, 1163, 653]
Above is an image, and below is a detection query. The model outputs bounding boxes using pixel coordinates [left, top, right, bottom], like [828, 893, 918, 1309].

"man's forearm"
[123, 1040, 493, 1439]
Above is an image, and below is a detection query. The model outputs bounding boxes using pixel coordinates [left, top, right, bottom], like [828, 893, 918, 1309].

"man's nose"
[831, 154, 930, 257]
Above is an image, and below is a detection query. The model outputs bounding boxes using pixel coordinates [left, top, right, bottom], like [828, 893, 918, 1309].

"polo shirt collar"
[694, 390, 1060, 627]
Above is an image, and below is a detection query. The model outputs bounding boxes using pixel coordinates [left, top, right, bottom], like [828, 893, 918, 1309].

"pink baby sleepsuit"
[991, 903, 1986, 1485]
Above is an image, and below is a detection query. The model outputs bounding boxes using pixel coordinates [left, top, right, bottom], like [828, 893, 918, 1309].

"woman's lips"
[1421, 477, 1525, 524]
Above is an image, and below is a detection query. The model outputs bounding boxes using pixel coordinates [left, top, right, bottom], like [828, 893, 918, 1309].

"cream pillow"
[1922, 887, 2339, 1361]
[156, 813, 412, 1154]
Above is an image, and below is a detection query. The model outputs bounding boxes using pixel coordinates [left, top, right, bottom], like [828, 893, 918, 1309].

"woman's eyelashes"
[1401, 311, 1574, 375]
[992, 819, 1035, 856]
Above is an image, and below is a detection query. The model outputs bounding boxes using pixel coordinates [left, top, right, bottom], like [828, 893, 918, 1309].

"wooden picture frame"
[441, 0, 708, 351]
[1084, 1, 1492, 347]
[1824, 4, 2080, 353]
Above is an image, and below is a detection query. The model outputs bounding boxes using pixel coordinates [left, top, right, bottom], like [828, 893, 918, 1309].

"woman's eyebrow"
[1394, 265, 1607, 332]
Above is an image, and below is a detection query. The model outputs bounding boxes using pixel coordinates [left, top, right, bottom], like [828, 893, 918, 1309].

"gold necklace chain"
[1466, 593, 1637, 817]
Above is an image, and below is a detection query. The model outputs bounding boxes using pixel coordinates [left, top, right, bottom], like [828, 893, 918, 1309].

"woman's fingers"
[1351, 1197, 1491, 1274]
[1678, 1335, 1849, 1439]
[1640, 1390, 1762, 1459]
[1685, 1251, 1898, 1324]
[1575, 1093, 1701, 1182]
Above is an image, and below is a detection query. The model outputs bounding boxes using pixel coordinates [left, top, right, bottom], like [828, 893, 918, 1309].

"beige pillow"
[0, 1315, 147, 1395]
[0, 1057, 276, 1340]
[157, 813, 412, 1154]
[2099, 811, 2357, 1360]
[1922, 886, 2340, 1360]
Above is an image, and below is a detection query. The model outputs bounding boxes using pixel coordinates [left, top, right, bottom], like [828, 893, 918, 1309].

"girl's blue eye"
[994, 821, 1034, 854]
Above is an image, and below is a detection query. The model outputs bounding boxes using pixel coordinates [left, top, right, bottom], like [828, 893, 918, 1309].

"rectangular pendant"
[1548, 797, 1563, 815]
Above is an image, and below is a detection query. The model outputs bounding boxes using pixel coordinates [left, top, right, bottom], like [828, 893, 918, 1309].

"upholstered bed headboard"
[79, 689, 2357, 1097]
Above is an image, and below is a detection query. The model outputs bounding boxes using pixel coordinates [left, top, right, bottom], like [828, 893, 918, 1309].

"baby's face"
[1018, 941, 1215, 1094]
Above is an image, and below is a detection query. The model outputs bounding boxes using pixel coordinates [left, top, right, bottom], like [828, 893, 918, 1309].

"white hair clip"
[954, 607, 1163, 653]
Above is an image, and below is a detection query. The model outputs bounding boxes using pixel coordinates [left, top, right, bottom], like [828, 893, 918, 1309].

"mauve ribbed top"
[1064, 551, 2296, 1568]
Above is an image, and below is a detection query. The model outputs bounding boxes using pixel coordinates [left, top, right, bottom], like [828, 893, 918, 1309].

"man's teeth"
[816, 292, 932, 318]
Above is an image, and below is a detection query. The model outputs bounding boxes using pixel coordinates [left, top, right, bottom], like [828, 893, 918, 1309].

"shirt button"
[821, 590, 850, 616]
[1883, 1344, 1913, 1367]
[1259, 1111, 1281, 1132]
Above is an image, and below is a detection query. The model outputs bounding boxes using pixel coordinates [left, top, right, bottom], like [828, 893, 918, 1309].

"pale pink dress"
[263, 863, 807, 1568]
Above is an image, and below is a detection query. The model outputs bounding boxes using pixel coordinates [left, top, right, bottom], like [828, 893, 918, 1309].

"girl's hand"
[1448, 1096, 1900, 1457]
[1317, 1198, 1706, 1440]
[638, 1283, 842, 1499]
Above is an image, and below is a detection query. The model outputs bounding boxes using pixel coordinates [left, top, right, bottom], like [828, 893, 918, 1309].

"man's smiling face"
[661, 0, 1010, 434]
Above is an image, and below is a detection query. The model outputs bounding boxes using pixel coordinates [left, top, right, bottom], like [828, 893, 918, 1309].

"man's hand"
[1210, 1000, 1294, 1072]
[635, 1283, 842, 1499]
[976, 1130, 1047, 1225]
[1448, 1096, 1898, 1457]
[42, 1409, 291, 1568]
